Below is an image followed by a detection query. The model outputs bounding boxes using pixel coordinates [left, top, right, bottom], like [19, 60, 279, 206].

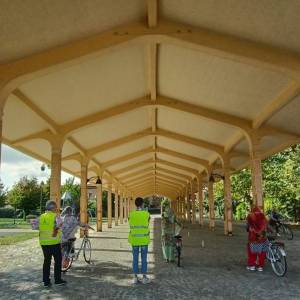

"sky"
[1, 144, 79, 189]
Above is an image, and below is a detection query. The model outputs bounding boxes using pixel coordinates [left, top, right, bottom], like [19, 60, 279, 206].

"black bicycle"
[271, 220, 293, 240]
[175, 234, 183, 267]
[62, 227, 93, 272]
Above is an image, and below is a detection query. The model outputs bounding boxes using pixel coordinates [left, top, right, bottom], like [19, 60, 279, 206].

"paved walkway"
[0, 216, 299, 299]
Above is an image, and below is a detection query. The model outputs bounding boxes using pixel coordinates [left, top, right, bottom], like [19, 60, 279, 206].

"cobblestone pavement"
[0, 216, 299, 300]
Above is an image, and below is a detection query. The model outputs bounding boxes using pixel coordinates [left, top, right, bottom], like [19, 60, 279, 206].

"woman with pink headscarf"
[246, 206, 268, 272]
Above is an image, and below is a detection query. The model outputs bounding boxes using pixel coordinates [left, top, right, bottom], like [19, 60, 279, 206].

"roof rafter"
[112, 158, 153, 176]
[2, 19, 300, 96]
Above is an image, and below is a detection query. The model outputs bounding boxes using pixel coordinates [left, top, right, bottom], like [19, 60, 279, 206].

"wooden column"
[120, 192, 124, 224]
[0, 113, 2, 174]
[96, 182, 103, 232]
[250, 136, 264, 209]
[197, 176, 204, 226]
[114, 188, 119, 226]
[80, 157, 88, 237]
[208, 179, 215, 229]
[124, 196, 128, 222]
[107, 187, 112, 228]
[186, 186, 191, 222]
[50, 141, 63, 209]
[191, 183, 196, 224]
[224, 157, 233, 235]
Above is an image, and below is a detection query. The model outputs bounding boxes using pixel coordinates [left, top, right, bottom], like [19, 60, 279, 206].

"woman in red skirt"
[246, 206, 268, 272]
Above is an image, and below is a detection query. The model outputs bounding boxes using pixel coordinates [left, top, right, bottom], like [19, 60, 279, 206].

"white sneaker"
[246, 266, 256, 271]
[257, 267, 264, 272]
[142, 276, 151, 284]
[132, 276, 139, 284]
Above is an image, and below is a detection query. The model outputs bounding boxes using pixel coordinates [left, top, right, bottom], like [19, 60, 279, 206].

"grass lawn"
[0, 232, 38, 245]
[0, 218, 31, 229]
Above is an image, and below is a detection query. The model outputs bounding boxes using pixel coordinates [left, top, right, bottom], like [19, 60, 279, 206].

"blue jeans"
[132, 245, 148, 274]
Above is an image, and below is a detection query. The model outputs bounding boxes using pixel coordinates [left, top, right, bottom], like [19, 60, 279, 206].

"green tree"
[7, 176, 41, 215]
[0, 180, 7, 207]
[61, 177, 81, 212]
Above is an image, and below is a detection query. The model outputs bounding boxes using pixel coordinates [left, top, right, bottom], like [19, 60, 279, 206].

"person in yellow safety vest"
[39, 200, 66, 287]
[128, 197, 151, 284]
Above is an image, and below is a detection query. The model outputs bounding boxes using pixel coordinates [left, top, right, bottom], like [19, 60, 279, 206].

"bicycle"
[174, 234, 182, 267]
[266, 236, 287, 277]
[62, 227, 94, 272]
[277, 222, 293, 240]
[174, 223, 183, 267]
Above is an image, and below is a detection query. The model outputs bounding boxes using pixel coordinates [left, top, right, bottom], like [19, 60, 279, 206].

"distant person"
[128, 197, 151, 284]
[246, 206, 268, 272]
[39, 200, 66, 287]
[61, 206, 89, 268]
[161, 199, 177, 263]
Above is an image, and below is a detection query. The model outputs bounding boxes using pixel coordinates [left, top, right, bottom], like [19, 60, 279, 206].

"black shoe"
[55, 280, 67, 286]
[44, 282, 51, 288]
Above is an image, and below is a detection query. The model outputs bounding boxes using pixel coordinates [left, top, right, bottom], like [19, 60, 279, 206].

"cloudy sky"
[1, 144, 78, 189]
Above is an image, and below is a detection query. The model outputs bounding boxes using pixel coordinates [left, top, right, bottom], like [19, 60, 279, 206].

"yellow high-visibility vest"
[39, 212, 61, 246]
[128, 210, 150, 246]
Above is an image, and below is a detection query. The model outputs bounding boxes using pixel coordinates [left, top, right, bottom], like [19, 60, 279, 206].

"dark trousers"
[41, 244, 62, 284]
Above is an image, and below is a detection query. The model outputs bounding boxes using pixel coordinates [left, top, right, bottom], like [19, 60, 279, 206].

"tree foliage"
[214, 144, 300, 221]
[0, 180, 7, 207]
[7, 176, 41, 215]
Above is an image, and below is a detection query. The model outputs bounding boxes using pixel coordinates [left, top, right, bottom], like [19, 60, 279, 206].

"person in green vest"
[128, 197, 151, 284]
[39, 200, 66, 287]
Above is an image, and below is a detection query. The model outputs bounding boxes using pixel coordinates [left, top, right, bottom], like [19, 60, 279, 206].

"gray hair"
[61, 206, 72, 216]
[45, 200, 57, 211]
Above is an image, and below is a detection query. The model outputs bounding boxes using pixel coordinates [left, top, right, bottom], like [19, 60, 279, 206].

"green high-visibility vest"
[39, 211, 61, 246]
[128, 210, 150, 246]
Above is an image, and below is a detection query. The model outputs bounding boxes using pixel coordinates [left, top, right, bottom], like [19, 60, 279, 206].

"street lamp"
[209, 173, 225, 182]
[86, 176, 102, 185]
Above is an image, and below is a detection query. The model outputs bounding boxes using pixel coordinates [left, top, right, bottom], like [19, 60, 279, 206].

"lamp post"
[40, 181, 44, 215]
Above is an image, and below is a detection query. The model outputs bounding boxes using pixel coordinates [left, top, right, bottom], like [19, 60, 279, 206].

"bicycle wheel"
[176, 246, 181, 267]
[83, 239, 92, 264]
[270, 246, 287, 277]
[278, 223, 285, 236]
[62, 248, 73, 272]
[283, 225, 293, 240]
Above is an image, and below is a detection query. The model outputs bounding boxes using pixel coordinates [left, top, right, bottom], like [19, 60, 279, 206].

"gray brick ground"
[0, 216, 299, 299]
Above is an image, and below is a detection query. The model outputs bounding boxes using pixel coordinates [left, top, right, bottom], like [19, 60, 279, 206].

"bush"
[0, 207, 15, 218]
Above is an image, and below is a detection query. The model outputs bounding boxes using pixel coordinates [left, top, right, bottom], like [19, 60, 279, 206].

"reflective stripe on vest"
[39, 212, 61, 246]
[130, 226, 148, 229]
[128, 210, 150, 246]
[132, 233, 150, 237]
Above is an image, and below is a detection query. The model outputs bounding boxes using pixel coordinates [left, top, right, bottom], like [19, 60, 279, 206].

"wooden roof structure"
[1, 0, 300, 200]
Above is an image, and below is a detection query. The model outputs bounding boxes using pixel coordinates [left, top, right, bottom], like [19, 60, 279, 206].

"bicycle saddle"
[174, 235, 182, 239]
[68, 238, 76, 242]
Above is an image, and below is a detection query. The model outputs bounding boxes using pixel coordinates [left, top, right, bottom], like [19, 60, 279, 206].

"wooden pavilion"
[1, 0, 300, 235]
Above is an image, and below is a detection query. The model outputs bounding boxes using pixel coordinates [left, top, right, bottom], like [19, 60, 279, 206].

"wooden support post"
[80, 157, 88, 237]
[50, 141, 63, 209]
[0, 113, 2, 174]
[114, 188, 119, 226]
[107, 188, 112, 228]
[124, 196, 128, 222]
[250, 135, 264, 210]
[197, 176, 204, 226]
[191, 183, 196, 224]
[120, 192, 124, 224]
[186, 186, 191, 223]
[96, 182, 102, 232]
[208, 179, 215, 230]
[224, 157, 233, 235]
